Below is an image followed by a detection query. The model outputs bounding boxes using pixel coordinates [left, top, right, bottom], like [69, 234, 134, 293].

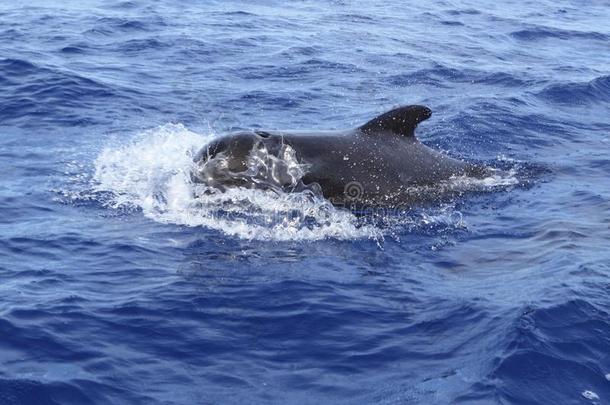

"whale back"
[359, 105, 432, 138]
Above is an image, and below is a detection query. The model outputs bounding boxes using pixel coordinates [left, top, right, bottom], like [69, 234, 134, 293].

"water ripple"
[537, 75, 610, 105]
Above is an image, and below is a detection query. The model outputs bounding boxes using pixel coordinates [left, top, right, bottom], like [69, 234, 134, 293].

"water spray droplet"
[582, 390, 599, 401]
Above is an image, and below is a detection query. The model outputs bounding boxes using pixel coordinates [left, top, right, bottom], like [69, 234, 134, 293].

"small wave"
[440, 20, 464, 26]
[331, 13, 375, 23]
[60, 46, 86, 54]
[220, 11, 257, 17]
[389, 64, 530, 88]
[118, 38, 167, 52]
[242, 58, 362, 80]
[83, 16, 165, 36]
[96, 17, 149, 31]
[238, 91, 301, 109]
[0, 378, 90, 405]
[105, 1, 141, 10]
[0, 58, 127, 126]
[446, 9, 481, 16]
[0, 58, 38, 75]
[488, 299, 610, 404]
[511, 27, 609, 41]
[536, 75, 610, 105]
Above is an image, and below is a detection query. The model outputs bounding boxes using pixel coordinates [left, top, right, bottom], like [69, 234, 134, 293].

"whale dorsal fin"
[359, 105, 432, 138]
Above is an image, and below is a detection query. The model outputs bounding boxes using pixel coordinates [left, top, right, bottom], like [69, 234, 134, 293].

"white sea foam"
[447, 167, 519, 189]
[582, 390, 600, 401]
[88, 123, 519, 241]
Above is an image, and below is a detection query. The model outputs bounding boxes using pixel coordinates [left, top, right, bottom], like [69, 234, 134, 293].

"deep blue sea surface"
[1, 1, 610, 404]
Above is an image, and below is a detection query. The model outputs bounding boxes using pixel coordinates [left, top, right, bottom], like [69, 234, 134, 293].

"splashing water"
[87, 123, 520, 241]
[91, 124, 380, 241]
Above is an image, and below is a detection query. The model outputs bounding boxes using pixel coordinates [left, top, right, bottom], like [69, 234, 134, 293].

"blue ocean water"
[1, 0, 610, 403]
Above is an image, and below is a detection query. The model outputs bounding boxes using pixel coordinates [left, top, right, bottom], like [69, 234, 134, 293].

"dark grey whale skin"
[192, 106, 490, 206]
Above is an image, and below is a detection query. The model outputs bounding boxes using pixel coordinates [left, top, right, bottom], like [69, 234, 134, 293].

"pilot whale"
[192, 105, 490, 207]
